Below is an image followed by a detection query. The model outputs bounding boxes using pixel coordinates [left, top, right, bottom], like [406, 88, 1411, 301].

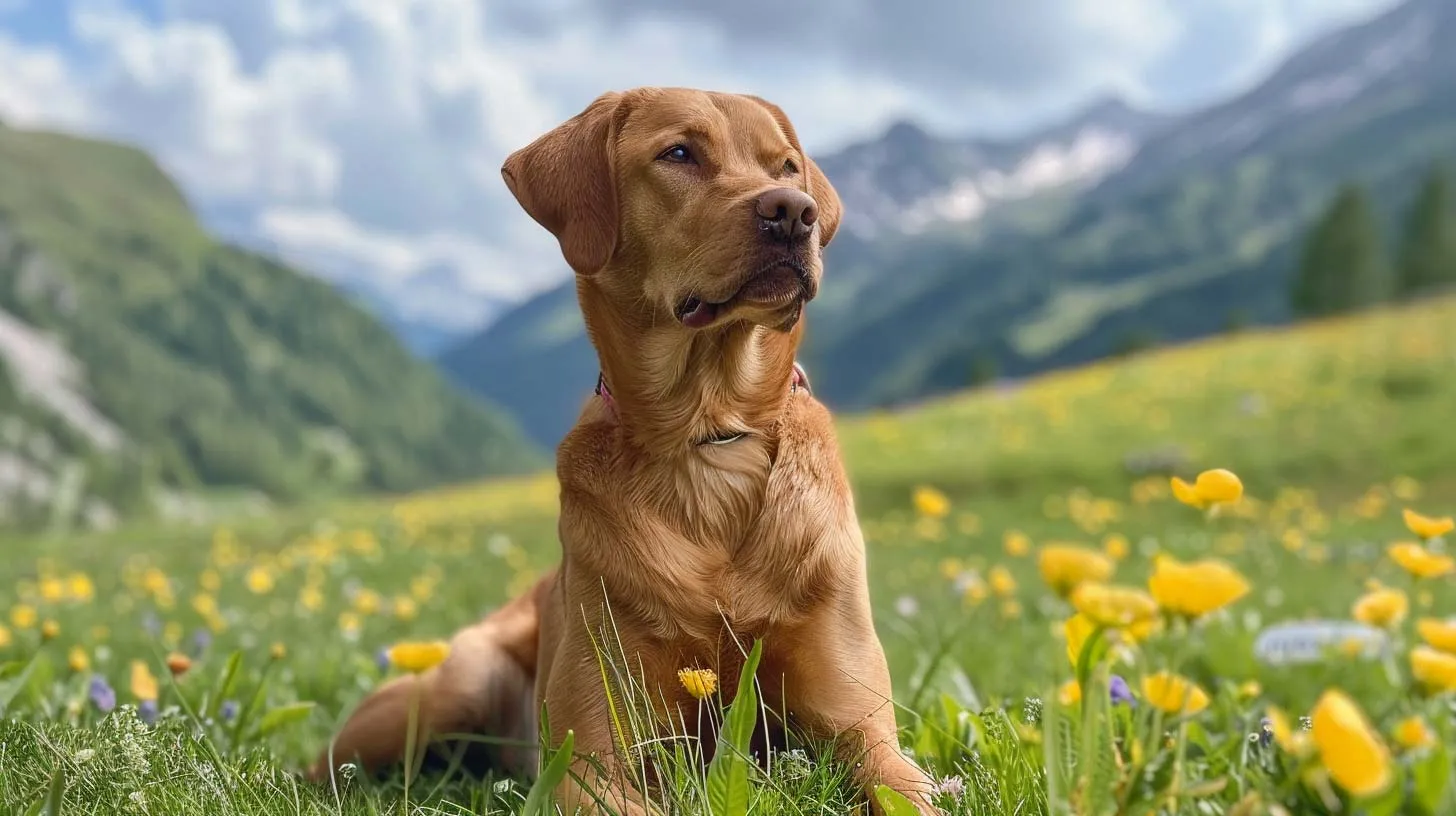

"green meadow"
[3, 296, 1456, 815]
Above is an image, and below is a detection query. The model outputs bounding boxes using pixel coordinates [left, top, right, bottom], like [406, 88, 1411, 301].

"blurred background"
[0, 0, 1452, 533]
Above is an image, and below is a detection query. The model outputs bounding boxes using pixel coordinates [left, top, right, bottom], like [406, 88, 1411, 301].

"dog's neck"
[578, 279, 803, 457]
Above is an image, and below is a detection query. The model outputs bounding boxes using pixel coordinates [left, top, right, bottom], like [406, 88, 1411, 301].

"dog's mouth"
[676, 260, 812, 329]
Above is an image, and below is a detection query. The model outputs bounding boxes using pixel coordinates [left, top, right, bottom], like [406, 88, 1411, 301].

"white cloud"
[0, 35, 90, 129]
[0, 0, 1402, 338]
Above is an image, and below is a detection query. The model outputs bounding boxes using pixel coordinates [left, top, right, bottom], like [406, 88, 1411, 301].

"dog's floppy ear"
[502, 92, 624, 276]
[744, 95, 842, 248]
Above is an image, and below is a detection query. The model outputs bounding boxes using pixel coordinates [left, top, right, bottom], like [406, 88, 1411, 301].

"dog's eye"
[657, 144, 695, 164]
[782, 159, 799, 175]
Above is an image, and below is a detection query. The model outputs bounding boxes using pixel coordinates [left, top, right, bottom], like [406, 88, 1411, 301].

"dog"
[310, 87, 940, 816]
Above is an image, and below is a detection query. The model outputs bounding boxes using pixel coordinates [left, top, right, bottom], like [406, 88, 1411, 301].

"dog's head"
[502, 87, 841, 333]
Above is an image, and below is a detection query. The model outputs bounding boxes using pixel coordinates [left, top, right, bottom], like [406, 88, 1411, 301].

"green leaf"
[705, 639, 764, 816]
[874, 785, 923, 816]
[1414, 743, 1452, 815]
[205, 651, 244, 721]
[521, 730, 574, 816]
[1359, 770, 1405, 816]
[44, 761, 66, 816]
[257, 702, 316, 736]
[0, 655, 39, 717]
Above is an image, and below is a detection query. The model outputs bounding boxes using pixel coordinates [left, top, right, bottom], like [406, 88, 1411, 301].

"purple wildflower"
[88, 675, 116, 713]
[1109, 675, 1135, 707]
[139, 699, 159, 725]
[375, 648, 391, 672]
[220, 700, 240, 722]
[190, 628, 213, 657]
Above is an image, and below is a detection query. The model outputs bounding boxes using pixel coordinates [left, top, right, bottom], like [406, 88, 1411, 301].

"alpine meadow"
[4, 0, 1456, 814]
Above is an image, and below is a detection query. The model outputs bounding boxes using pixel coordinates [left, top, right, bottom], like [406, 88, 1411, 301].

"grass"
[3, 296, 1456, 814]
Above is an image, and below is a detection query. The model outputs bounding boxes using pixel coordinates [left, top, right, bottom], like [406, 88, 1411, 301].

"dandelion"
[68, 646, 90, 673]
[130, 660, 159, 701]
[1410, 645, 1456, 692]
[1070, 583, 1159, 629]
[1003, 530, 1031, 557]
[0, 625, 10, 648]
[387, 641, 451, 673]
[1393, 716, 1435, 751]
[1037, 544, 1114, 598]
[1141, 672, 1209, 715]
[1387, 542, 1454, 579]
[1417, 618, 1456, 654]
[678, 668, 718, 700]
[1403, 508, 1453, 540]
[393, 596, 419, 621]
[66, 573, 95, 603]
[1352, 587, 1408, 630]
[1148, 555, 1250, 619]
[1102, 533, 1130, 561]
[912, 486, 951, 519]
[1237, 680, 1262, 700]
[1311, 689, 1392, 798]
[1170, 468, 1243, 510]
[270, 642, 287, 661]
[40, 620, 60, 641]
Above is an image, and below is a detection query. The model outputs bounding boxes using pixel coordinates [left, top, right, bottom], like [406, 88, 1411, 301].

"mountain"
[438, 0, 1456, 449]
[0, 123, 543, 529]
[816, 95, 1173, 240]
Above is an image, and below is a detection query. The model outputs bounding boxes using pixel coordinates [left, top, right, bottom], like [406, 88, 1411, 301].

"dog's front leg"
[778, 593, 942, 816]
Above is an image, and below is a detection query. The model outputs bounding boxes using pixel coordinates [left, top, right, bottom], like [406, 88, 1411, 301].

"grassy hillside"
[0, 124, 542, 528]
[2, 294, 1454, 813]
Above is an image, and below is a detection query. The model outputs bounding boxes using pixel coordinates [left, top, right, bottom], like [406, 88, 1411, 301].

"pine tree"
[1396, 163, 1456, 297]
[1290, 184, 1391, 317]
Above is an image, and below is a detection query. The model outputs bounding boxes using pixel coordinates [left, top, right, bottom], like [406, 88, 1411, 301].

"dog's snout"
[755, 188, 817, 242]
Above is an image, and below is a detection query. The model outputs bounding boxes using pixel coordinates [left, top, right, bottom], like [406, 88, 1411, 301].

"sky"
[0, 0, 1399, 337]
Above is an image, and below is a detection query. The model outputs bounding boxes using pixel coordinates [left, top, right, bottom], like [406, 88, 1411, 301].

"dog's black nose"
[755, 188, 817, 242]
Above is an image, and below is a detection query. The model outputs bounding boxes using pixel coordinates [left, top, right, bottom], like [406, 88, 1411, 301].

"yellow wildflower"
[1057, 679, 1081, 706]
[10, 604, 37, 630]
[1003, 530, 1031, 557]
[1102, 533, 1130, 561]
[1352, 588, 1408, 629]
[988, 566, 1017, 598]
[40, 620, 60, 641]
[1403, 508, 1453, 540]
[130, 660, 159, 701]
[1037, 544, 1114, 598]
[1141, 672, 1209, 715]
[353, 589, 382, 615]
[1311, 689, 1392, 798]
[1000, 600, 1022, 620]
[1170, 468, 1243, 510]
[1393, 716, 1435, 751]
[393, 596, 419, 621]
[1266, 706, 1312, 756]
[912, 486, 951, 519]
[1411, 646, 1456, 692]
[1387, 542, 1454, 579]
[1148, 555, 1250, 619]
[1237, 680, 1261, 700]
[387, 641, 451, 673]
[1070, 583, 1159, 630]
[0, 625, 10, 648]
[66, 573, 95, 603]
[246, 566, 275, 595]
[678, 668, 718, 700]
[68, 646, 90, 673]
[1417, 618, 1456, 654]
[1065, 613, 1095, 669]
[270, 642, 287, 661]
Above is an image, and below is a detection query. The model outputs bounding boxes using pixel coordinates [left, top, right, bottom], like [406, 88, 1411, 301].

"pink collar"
[594, 362, 810, 421]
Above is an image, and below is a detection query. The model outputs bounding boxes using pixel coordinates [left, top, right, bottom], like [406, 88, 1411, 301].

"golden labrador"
[311, 86, 940, 815]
